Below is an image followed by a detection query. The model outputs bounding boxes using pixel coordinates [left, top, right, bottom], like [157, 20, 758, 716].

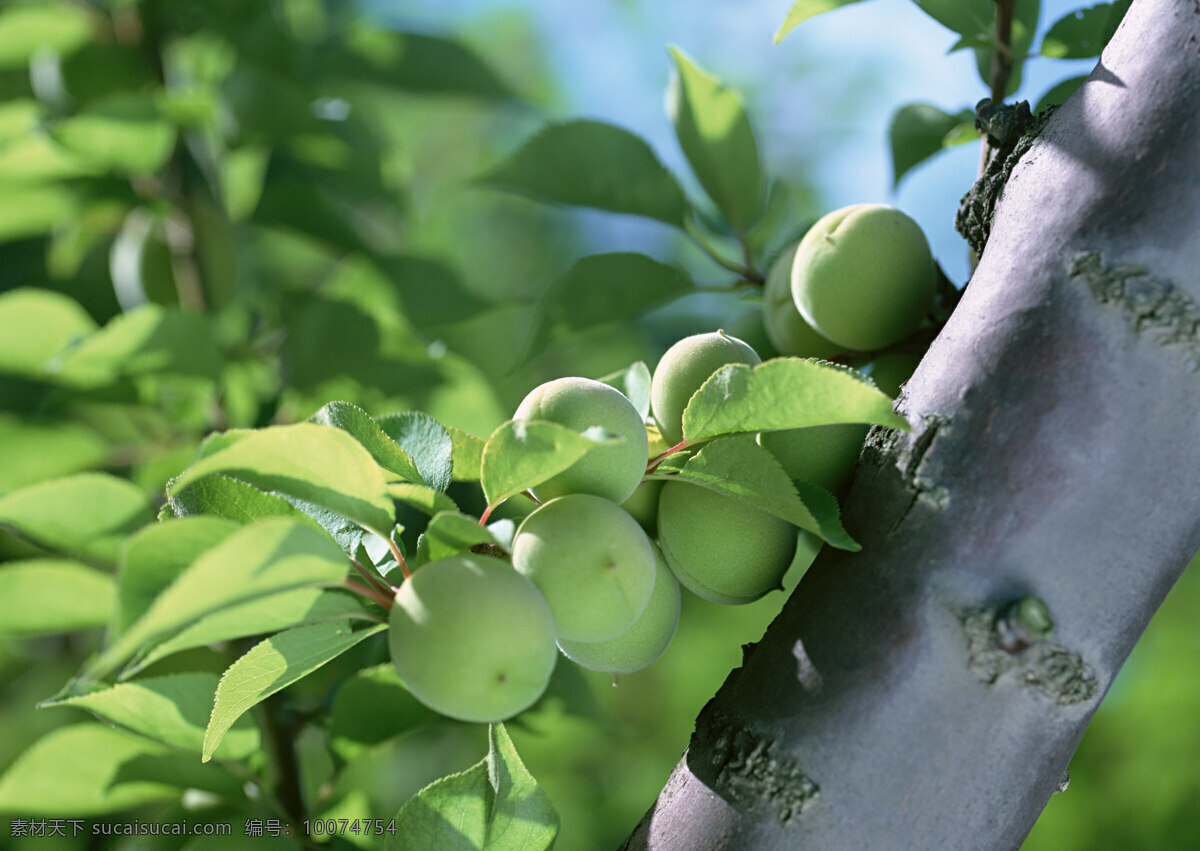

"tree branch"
[626, 0, 1200, 846]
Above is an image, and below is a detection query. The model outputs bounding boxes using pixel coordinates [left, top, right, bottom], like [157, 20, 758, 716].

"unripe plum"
[867, 350, 923, 398]
[762, 242, 842, 358]
[511, 494, 657, 642]
[514, 376, 648, 504]
[650, 331, 761, 446]
[656, 481, 796, 605]
[557, 544, 681, 674]
[791, 204, 935, 352]
[388, 555, 558, 723]
[757, 423, 869, 496]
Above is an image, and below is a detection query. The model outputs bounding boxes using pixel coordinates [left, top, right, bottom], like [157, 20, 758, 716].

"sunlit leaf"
[0, 288, 96, 378]
[667, 48, 763, 230]
[203, 621, 385, 761]
[681, 358, 909, 444]
[168, 423, 396, 534]
[480, 420, 610, 509]
[775, 0, 874, 43]
[0, 473, 153, 563]
[0, 560, 115, 634]
[48, 672, 260, 761]
[889, 102, 975, 187]
[387, 723, 559, 850]
[599, 361, 653, 421]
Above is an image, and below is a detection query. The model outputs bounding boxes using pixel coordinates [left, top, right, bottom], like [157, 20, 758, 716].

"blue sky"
[380, 0, 1097, 284]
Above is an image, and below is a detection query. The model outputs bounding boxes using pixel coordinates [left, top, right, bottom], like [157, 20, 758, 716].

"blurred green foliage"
[0, 0, 1194, 848]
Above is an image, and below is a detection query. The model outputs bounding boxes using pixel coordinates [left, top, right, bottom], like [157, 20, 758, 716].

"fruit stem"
[345, 578, 394, 610]
[351, 556, 397, 595]
[684, 216, 763, 283]
[387, 536, 411, 580]
[647, 440, 690, 473]
[979, 0, 1017, 177]
[479, 503, 497, 525]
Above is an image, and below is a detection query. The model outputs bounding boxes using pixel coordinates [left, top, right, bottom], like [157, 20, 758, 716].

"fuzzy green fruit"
[650, 331, 761, 446]
[557, 545, 681, 674]
[791, 204, 935, 351]
[512, 494, 657, 642]
[388, 555, 558, 723]
[757, 423, 869, 496]
[867, 350, 923, 398]
[514, 376, 649, 504]
[762, 243, 842, 358]
[656, 481, 796, 605]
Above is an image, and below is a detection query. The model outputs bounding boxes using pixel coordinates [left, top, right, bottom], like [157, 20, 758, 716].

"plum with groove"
[388, 554, 558, 723]
[650, 331, 761, 446]
[762, 242, 842, 358]
[791, 203, 935, 351]
[511, 494, 657, 642]
[557, 545, 681, 674]
[514, 376, 648, 504]
[656, 481, 796, 605]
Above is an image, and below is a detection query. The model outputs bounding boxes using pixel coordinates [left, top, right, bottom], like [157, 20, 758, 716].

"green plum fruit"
[557, 544, 681, 674]
[867, 350, 923, 398]
[514, 376, 649, 504]
[762, 242, 842, 358]
[511, 494, 657, 642]
[650, 331, 761, 446]
[757, 423, 869, 496]
[620, 478, 664, 534]
[388, 554, 558, 723]
[656, 481, 797, 605]
[726, 306, 780, 360]
[791, 204, 935, 351]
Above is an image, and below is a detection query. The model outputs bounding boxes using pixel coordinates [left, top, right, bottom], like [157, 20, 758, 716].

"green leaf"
[327, 663, 440, 761]
[203, 620, 386, 761]
[1034, 74, 1089, 113]
[448, 426, 486, 482]
[167, 473, 317, 525]
[666, 48, 763, 231]
[970, 0, 1040, 95]
[0, 724, 178, 815]
[388, 723, 559, 850]
[0, 2, 93, 69]
[126, 589, 369, 677]
[888, 103, 975, 187]
[913, 0, 994, 41]
[375, 411, 455, 493]
[310, 401, 424, 484]
[526, 254, 691, 360]
[115, 516, 240, 633]
[48, 672, 261, 761]
[0, 182, 77, 240]
[480, 120, 689, 227]
[52, 93, 177, 174]
[340, 27, 515, 99]
[0, 559, 115, 634]
[0, 417, 109, 492]
[658, 437, 857, 549]
[775, 0, 873, 42]
[1040, 4, 1114, 58]
[682, 358, 909, 444]
[167, 423, 396, 534]
[388, 482, 459, 517]
[0, 473, 153, 563]
[479, 420, 609, 509]
[50, 305, 223, 387]
[0, 288, 97, 379]
[423, 512, 498, 562]
[599, 361, 653, 421]
[88, 517, 351, 680]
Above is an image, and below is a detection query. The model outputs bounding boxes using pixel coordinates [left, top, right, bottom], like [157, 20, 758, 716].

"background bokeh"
[0, 0, 1193, 848]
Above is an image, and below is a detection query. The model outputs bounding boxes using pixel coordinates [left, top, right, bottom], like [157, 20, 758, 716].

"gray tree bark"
[625, 0, 1200, 847]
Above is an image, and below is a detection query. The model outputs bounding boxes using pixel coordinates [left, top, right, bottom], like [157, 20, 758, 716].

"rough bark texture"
[625, 1, 1200, 847]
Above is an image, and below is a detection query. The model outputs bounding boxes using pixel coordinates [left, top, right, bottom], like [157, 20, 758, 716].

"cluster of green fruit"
[387, 202, 936, 725]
